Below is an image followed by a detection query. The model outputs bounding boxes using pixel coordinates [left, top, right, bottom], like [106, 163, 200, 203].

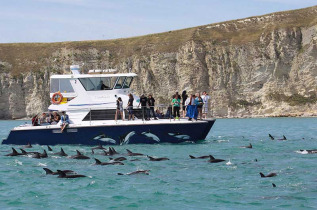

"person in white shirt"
[201, 91, 210, 119]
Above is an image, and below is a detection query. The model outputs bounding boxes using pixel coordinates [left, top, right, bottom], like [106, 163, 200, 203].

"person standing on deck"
[148, 94, 157, 120]
[115, 97, 124, 121]
[201, 91, 210, 119]
[181, 90, 188, 118]
[186, 94, 198, 121]
[127, 94, 134, 120]
[172, 95, 181, 120]
[138, 94, 148, 120]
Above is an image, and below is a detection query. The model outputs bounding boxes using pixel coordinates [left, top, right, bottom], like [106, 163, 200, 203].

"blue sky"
[0, 0, 316, 43]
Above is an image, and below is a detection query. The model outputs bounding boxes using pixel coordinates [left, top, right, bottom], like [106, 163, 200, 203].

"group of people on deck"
[115, 91, 210, 121]
[172, 91, 210, 121]
[32, 111, 70, 132]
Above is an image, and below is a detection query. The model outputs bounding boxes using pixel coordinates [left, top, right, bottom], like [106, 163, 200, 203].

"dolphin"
[5, 148, 24, 156]
[40, 150, 48, 158]
[240, 143, 252, 149]
[141, 132, 160, 142]
[269, 134, 274, 140]
[20, 149, 38, 155]
[126, 149, 144, 156]
[259, 172, 277, 178]
[53, 148, 68, 156]
[32, 153, 41, 159]
[109, 157, 127, 161]
[120, 131, 136, 145]
[91, 145, 106, 154]
[111, 147, 119, 154]
[43, 168, 74, 175]
[208, 155, 225, 163]
[147, 155, 169, 161]
[23, 143, 32, 148]
[117, 170, 150, 175]
[189, 155, 210, 159]
[47, 145, 53, 151]
[278, 135, 287, 140]
[94, 158, 124, 165]
[57, 170, 86, 178]
[70, 150, 90, 159]
[299, 149, 317, 154]
[130, 159, 141, 161]
[168, 133, 190, 140]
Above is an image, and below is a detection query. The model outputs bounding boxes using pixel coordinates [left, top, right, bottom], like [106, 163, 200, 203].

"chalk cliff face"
[0, 6, 316, 119]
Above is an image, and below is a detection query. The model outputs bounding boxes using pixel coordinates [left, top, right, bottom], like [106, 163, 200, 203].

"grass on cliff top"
[0, 5, 316, 75]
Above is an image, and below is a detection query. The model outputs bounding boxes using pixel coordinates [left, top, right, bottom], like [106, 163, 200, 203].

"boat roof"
[51, 73, 137, 79]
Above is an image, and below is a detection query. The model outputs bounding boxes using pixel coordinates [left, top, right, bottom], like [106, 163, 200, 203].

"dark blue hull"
[2, 120, 215, 145]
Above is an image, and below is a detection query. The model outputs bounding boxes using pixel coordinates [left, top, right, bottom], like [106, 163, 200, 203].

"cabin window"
[78, 77, 118, 91]
[123, 77, 133, 88]
[114, 77, 126, 89]
[50, 79, 74, 93]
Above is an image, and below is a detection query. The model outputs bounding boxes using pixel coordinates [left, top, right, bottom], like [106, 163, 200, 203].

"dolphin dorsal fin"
[76, 150, 82, 155]
[43, 150, 47, 155]
[43, 168, 53, 174]
[147, 156, 154, 160]
[20, 148, 27, 154]
[12, 148, 18, 154]
[189, 155, 196, 159]
[109, 157, 113, 160]
[94, 158, 101, 164]
[126, 149, 132, 154]
[209, 155, 215, 160]
[57, 170, 66, 177]
[259, 172, 265, 177]
[47, 145, 52, 151]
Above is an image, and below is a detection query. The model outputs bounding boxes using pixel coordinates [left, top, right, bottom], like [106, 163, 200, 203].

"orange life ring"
[52, 92, 63, 104]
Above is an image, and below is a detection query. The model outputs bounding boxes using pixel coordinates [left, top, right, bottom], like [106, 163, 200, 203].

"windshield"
[50, 78, 74, 93]
[78, 77, 118, 91]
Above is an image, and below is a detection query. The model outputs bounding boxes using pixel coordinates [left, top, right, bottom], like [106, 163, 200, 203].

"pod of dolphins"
[4, 134, 316, 184]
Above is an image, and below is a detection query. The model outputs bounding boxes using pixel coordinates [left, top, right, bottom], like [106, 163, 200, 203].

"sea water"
[0, 118, 316, 209]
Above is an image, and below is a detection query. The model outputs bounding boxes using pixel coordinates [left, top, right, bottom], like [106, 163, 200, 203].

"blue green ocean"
[0, 118, 316, 209]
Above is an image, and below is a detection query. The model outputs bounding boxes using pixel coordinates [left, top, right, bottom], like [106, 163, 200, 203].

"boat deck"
[13, 118, 215, 131]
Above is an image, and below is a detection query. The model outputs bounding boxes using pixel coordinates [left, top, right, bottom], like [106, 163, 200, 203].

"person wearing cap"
[60, 111, 70, 132]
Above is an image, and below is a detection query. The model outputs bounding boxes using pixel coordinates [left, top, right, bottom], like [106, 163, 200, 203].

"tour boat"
[2, 65, 215, 145]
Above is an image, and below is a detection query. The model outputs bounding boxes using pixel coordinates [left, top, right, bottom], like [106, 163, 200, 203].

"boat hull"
[2, 120, 215, 145]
